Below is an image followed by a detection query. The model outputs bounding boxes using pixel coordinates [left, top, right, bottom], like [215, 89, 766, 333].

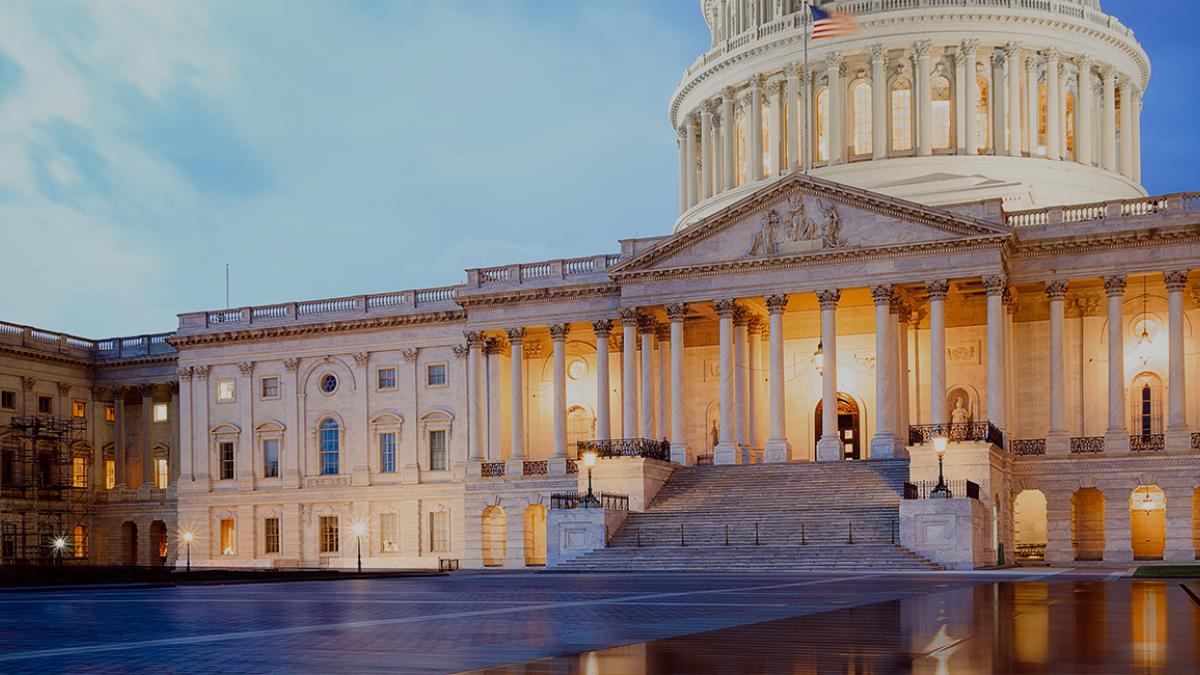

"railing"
[904, 479, 981, 500]
[549, 492, 630, 511]
[1069, 436, 1105, 454]
[908, 422, 1004, 447]
[1130, 434, 1164, 452]
[522, 460, 548, 476]
[1004, 194, 1194, 228]
[470, 254, 622, 288]
[1192, 433, 1200, 451]
[576, 438, 670, 462]
[1011, 438, 1047, 456]
[1014, 543, 1047, 561]
[0, 321, 176, 360]
[565, 459, 579, 475]
[183, 285, 461, 332]
[480, 462, 505, 478]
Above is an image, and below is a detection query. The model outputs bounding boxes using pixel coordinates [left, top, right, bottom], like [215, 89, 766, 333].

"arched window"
[815, 88, 829, 162]
[761, 102, 771, 177]
[566, 406, 593, 454]
[319, 418, 339, 475]
[976, 74, 990, 150]
[1130, 372, 1163, 437]
[890, 77, 913, 153]
[1037, 82, 1048, 155]
[851, 81, 872, 156]
[1065, 91, 1076, 160]
[735, 113, 747, 186]
[72, 524, 88, 559]
[931, 75, 952, 150]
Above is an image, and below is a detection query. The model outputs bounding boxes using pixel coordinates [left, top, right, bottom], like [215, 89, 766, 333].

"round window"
[320, 373, 338, 394]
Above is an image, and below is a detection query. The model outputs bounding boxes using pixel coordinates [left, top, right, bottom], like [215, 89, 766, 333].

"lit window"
[263, 438, 279, 478]
[377, 368, 396, 390]
[1065, 91, 1076, 160]
[73, 525, 87, 559]
[851, 81, 872, 156]
[105, 459, 115, 489]
[320, 373, 338, 394]
[264, 517, 280, 554]
[220, 518, 236, 555]
[261, 376, 279, 399]
[38, 396, 52, 414]
[890, 79, 913, 152]
[815, 88, 829, 161]
[736, 115, 746, 186]
[320, 419, 339, 475]
[105, 405, 115, 423]
[429, 430, 447, 471]
[72, 400, 87, 418]
[380, 513, 399, 553]
[760, 102, 770, 177]
[0, 390, 14, 410]
[567, 406, 593, 454]
[429, 511, 449, 553]
[153, 403, 169, 423]
[72, 456, 88, 488]
[219, 442, 235, 480]
[379, 432, 396, 473]
[158, 528, 168, 559]
[976, 75, 990, 150]
[319, 515, 339, 553]
[155, 458, 168, 489]
[931, 76, 952, 150]
[426, 364, 447, 386]
[216, 379, 236, 402]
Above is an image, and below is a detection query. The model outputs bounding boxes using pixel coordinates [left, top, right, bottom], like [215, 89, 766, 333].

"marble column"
[1101, 68, 1117, 172]
[620, 308, 639, 438]
[465, 332, 484, 465]
[657, 324, 670, 443]
[733, 306, 750, 456]
[747, 316, 764, 452]
[916, 40, 933, 157]
[1102, 482, 1133, 562]
[550, 324, 569, 473]
[816, 289, 842, 461]
[639, 316, 655, 440]
[141, 384, 154, 487]
[926, 281, 950, 426]
[1025, 55, 1039, 156]
[505, 327, 526, 473]
[992, 49, 1007, 155]
[768, 79, 783, 176]
[1006, 43, 1022, 158]
[666, 304, 688, 463]
[893, 299, 911, 445]
[714, 299, 739, 464]
[1164, 271, 1191, 451]
[785, 64, 800, 170]
[749, 76, 764, 181]
[826, 54, 844, 164]
[1045, 280, 1070, 454]
[985, 276, 1008, 441]
[1103, 276, 1129, 454]
[963, 40, 979, 155]
[1163, 485, 1195, 562]
[593, 320, 612, 442]
[175, 372, 193, 484]
[870, 286, 897, 458]
[685, 113, 698, 208]
[1076, 55, 1094, 165]
[1119, 78, 1133, 178]
[113, 389, 126, 488]
[677, 127, 687, 213]
[700, 104, 713, 201]
[1003, 290, 1018, 437]
[1045, 48, 1061, 161]
[870, 44, 887, 160]
[764, 294, 790, 462]
[721, 87, 735, 191]
[1132, 89, 1142, 183]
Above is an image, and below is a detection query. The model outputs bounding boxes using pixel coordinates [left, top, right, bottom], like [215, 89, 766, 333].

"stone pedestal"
[815, 437, 842, 462]
[582, 457, 675, 512]
[1164, 429, 1191, 453]
[714, 441, 740, 466]
[899, 498, 990, 570]
[764, 439, 790, 463]
[546, 507, 629, 567]
[548, 457, 567, 477]
[1045, 432, 1070, 456]
[869, 436, 897, 459]
[670, 443, 688, 465]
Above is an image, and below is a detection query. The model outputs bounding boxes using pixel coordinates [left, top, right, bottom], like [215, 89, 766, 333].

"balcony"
[907, 422, 1004, 448]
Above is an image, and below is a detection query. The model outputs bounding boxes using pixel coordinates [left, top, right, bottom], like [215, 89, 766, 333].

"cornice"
[453, 283, 620, 309]
[168, 310, 466, 349]
[1012, 226, 1200, 258]
[0, 344, 96, 369]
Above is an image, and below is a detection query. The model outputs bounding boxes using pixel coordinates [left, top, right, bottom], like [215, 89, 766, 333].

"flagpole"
[802, 0, 811, 175]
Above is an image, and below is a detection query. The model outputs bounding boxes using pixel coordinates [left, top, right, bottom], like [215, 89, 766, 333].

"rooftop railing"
[1004, 193, 1199, 228]
[467, 254, 623, 289]
[0, 321, 176, 361]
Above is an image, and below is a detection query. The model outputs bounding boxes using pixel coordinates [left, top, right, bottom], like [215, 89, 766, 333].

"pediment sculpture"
[747, 194, 845, 257]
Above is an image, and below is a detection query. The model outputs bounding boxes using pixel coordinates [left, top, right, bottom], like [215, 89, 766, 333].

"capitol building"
[2, 0, 1198, 572]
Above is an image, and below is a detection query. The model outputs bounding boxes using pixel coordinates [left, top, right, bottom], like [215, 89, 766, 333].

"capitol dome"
[672, 0, 1150, 230]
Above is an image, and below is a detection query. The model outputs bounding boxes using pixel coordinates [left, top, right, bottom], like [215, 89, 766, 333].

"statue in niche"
[710, 419, 719, 449]
[950, 396, 971, 425]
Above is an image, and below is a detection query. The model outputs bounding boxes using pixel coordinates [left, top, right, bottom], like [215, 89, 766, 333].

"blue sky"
[0, 1, 1195, 338]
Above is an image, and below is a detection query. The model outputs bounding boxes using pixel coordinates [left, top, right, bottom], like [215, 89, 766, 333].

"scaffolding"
[0, 415, 91, 565]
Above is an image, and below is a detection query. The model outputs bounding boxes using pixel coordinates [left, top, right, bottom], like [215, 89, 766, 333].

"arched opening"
[120, 521, 138, 566]
[1071, 488, 1105, 561]
[1013, 489, 1047, 561]
[1065, 90, 1076, 160]
[760, 101, 771, 177]
[481, 506, 506, 567]
[1131, 485, 1166, 560]
[150, 520, 168, 567]
[523, 504, 547, 566]
[851, 80, 872, 157]
[566, 406, 594, 456]
[976, 74, 990, 151]
[890, 77, 913, 153]
[319, 418, 339, 475]
[1130, 372, 1163, 438]
[814, 393, 861, 460]
[815, 88, 829, 162]
[931, 75, 952, 151]
[1037, 82, 1048, 155]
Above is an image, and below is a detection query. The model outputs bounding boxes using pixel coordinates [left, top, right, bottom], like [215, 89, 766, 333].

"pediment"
[611, 173, 1011, 275]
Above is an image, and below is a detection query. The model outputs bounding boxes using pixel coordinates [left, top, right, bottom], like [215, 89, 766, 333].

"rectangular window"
[105, 404, 115, 423]
[0, 390, 15, 410]
[377, 368, 396, 390]
[429, 511, 449, 553]
[219, 442, 235, 480]
[2, 450, 14, 486]
[37, 395, 52, 414]
[379, 432, 396, 473]
[72, 456, 88, 488]
[426, 363, 447, 386]
[153, 403, 169, 422]
[429, 429, 447, 471]
[105, 459, 115, 489]
[380, 513, 399, 553]
[261, 376, 279, 399]
[73, 525, 87, 559]
[216, 379, 236, 402]
[220, 518, 236, 555]
[262, 438, 279, 478]
[155, 458, 169, 489]
[319, 516, 339, 553]
[264, 517, 280, 554]
[72, 400, 87, 418]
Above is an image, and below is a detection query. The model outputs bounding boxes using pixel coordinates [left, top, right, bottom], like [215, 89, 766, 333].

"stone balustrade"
[1005, 193, 1200, 228]
[466, 254, 623, 290]
[0, 320, 176, 360]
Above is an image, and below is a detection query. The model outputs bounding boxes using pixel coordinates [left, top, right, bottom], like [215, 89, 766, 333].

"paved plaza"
[2, 569, 1196, 673]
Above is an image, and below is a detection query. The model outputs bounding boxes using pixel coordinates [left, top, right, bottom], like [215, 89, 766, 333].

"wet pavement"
[0, 570, 1196, 673]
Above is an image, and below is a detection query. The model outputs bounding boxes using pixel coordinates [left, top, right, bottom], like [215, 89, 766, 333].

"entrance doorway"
[121, 521, 138, 566]
[1013, 490, 1047, 561]
[1130, 486, 1165, 560]
[815, 394, 861, 460]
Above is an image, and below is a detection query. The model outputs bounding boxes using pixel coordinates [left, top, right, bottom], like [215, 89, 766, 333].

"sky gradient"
[0, 0, 1195, 338]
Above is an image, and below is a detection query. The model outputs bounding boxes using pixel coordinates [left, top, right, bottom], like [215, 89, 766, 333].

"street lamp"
[182, 531, 193, 573]
[351, 521, 367, 573]
[930, 436, 952, 499]
[581, 450, 599, 508]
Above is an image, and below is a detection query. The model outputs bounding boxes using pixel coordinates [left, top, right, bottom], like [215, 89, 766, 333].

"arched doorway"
[120, 521, 138, 566]
[1013, 490, 1047, 562]
[150, 521, 168, 567]
[481, 506, 506, 567]
[1131, 486, 1166, 560]
[814, 394, 861, 460]
[1072, 488, 1105, 561]
[523, 504, 547, 566]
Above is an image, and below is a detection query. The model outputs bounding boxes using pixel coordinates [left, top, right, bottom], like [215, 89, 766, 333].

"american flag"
[809, 5, 858, 40]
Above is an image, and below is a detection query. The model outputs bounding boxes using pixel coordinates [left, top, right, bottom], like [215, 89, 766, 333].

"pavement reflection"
[476, 580, 1200, 674]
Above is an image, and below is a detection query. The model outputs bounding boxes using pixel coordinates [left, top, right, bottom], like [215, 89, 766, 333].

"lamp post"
[351, 521, 366, 573]
[930, 436, 952, 499]
[581, 450, 599, 508]
[182, 531, 193, 573]
[52, 536, 66, 567]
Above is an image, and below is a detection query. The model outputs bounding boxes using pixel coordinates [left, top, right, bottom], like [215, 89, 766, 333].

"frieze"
[747, 194, 845, 257]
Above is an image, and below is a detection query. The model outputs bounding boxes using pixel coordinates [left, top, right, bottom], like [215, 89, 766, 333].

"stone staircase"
[552, 459, 940, 572]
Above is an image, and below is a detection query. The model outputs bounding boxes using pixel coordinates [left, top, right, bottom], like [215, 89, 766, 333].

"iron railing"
[1011, 438, 1047, 456]
[1014, 543, 1046, 561]
[576, 438, 670, 462]
[480, 461, 505, 478]
[903, 479, 980, 500]
[1069, 436, 1104, 454]
[908, 422, 1003, 448]
[522, 460, 548, 476]
[565, 459, 579, 475]
[549, 492, 629, 511]
[1130, 434, 1164, 452]
[1192, 432, 1200, 451]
